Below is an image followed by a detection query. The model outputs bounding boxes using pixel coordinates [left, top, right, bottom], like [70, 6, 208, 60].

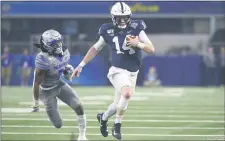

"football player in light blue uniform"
[71, 2, 155, 140]
[32, 29, 87, 141]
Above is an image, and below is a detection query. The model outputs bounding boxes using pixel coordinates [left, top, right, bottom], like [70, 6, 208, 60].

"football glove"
[63, 64, 74, 81]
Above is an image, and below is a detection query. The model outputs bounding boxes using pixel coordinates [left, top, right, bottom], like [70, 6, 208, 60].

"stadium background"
[1, 1, 225, 141]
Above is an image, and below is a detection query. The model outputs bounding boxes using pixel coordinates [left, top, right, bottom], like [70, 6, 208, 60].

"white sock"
[115, 115, 123, 124]
[34, 100, 39, 107]
[102, 103, 116, 121]
[77, 114, 86, 136]
[117, 97, 129, 110]
[114, 97, 129, 124]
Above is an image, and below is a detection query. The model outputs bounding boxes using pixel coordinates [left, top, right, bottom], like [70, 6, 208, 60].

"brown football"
[129, 35, 136, 39]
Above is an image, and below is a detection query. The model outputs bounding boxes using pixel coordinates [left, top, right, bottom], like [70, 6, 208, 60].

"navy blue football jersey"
[99, 20, 147, 72]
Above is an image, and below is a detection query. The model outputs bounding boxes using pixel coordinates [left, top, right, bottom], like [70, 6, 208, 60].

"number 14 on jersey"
[112, 36, 135, 55]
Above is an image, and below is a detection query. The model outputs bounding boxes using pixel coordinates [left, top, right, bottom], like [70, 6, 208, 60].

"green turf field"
[1, 86, 225, 140]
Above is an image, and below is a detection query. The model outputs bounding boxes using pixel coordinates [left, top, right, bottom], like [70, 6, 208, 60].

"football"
[126, 35, 136, 41]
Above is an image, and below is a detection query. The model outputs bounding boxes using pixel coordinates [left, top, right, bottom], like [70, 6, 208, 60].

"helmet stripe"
[120, 2, 124, 13]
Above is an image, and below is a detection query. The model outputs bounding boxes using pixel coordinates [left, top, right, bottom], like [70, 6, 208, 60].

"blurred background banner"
[2, 1, 225, 16]
[1, 1, 225, 86]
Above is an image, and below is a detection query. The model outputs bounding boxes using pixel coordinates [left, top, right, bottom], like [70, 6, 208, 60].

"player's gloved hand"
[63, 64, 74, 81]
[126, 36, 139, 48]
[71, 66, 82, 79]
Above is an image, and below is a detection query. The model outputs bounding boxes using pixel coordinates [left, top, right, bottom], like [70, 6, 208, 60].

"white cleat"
[77, 135, 88, 141]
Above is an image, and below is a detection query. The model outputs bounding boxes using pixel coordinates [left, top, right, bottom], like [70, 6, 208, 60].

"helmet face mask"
[41, 29, 64, 57]
[48, 39, 63, 57]
[111, 2, 132, 29]
[112, 15, 131, 29]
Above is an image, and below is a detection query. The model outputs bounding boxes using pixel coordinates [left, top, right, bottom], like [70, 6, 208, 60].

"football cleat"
[31, 105, 39, 112]
[97, 113, 108, 137]
[112, 123, 122, 140]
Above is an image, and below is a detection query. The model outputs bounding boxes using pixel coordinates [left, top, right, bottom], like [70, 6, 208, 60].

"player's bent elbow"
[149, 44, 155, 53]
[150, 47, 155, 54]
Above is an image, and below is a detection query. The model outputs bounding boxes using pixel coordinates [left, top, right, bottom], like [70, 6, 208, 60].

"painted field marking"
[2, 118, 224, 123]
[2, 113, 224, 118]
[135, 90, 184, 97]
[19, 101, 106, 106]
[81, 95, 149, 101]
[2, 108, 224, 114]
[2, 125, 224, 130]
[2, 132, 224, 137]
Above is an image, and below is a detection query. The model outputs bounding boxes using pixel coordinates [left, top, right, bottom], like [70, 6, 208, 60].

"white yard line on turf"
[2, 125, 224, 130]
[19, 101, 107, 106]
[2, 132, 224, 137]
[2, 113, 224, 118]
[2, 118, 224, 123]
[2, 108, 224, 114]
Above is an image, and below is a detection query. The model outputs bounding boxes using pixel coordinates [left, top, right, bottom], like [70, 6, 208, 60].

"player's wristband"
[79, 61, 86, 67]
[137, 42, 145, 49]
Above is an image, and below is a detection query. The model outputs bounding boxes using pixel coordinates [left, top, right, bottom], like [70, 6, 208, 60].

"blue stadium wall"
[3, 55, 221, 86]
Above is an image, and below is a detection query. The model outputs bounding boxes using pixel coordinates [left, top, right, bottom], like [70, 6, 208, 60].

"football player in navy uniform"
[71, 2, 155, 140]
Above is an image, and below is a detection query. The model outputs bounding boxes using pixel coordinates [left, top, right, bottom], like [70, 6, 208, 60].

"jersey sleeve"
[131, 20, 147, 35]
[139, 30, 155, 52]
[138, 20, 147, 31]
[139, 30, 152, 44]
[98, 24, 109, 42]
[93, 36, 106, 51]
[98, 24, 106, 36]
[35, 54, 50, 70]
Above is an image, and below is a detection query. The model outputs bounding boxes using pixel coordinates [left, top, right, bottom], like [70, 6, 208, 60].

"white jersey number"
[112, 36, 135, 55]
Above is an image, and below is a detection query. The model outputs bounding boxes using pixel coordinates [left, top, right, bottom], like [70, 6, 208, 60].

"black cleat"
[97, 113, 108, 137]
[112, 123, 122, 140]
[31, 106, 39, 112]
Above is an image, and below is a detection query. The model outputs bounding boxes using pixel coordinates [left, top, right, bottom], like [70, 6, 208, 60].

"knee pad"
[117, 97, 129, 110]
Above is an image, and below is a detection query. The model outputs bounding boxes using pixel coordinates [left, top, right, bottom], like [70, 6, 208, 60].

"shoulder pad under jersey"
[98, 23, 114, 36]
[35, 52, 50, 70]
[130, 20, 147, 31]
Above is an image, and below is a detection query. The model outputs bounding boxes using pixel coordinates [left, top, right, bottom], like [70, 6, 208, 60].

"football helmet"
[111, 2, 132, 29]
[41, 29, 64, 57]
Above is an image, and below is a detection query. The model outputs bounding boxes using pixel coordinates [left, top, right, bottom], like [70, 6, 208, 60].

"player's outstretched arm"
[31, 54, 49, 112]
[32, 68, 45, 103]
[71, 36, 106, 78]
